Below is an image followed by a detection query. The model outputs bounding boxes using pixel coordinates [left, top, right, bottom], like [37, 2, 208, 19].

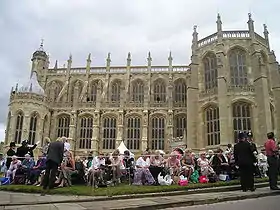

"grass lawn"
[0, 178, 269, 196]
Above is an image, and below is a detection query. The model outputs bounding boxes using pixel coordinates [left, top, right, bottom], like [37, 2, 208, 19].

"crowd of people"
[0, 131, 279, 194]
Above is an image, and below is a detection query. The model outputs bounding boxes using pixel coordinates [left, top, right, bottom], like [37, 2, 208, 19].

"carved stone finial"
[39, 39, 44, 51]
[147, 51, 152, 66]
[217, 13, 221, 21]
[127, 52, 131, 60]
[216, 13, 222, 33]
[263, 24, 269, 35]
[168, 51, 173, 61]
[193, 25, 197, 33]
[148, 51, 151, 59]
[248, 13, 252, 20]
[247, 13, 255, 34]
[127, 52, 131, 66]
[54, 60, 58, 69]
[87, 53, 91, 61]
[106, 52, 111, 63]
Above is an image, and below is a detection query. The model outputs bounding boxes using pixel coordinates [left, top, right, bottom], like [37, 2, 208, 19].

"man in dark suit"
[234, 131, 256, 192]
[6, 142, 16, 169]
[41, 139, 64, 195]
[16, 140, 38, 160]
[247, 131, 261, 178]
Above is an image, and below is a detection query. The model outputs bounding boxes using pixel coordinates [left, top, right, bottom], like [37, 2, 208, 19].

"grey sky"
[0, 0, 280, 141]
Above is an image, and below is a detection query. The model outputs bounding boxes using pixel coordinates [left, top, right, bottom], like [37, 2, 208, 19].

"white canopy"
[117, 141, 129, 154]
[117, 141, 134, 157]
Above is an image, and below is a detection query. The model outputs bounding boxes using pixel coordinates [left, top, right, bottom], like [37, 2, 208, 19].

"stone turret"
[7, 62, 49, 147]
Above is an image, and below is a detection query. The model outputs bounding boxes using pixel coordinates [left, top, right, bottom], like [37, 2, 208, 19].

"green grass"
[0, 178, 269, 196]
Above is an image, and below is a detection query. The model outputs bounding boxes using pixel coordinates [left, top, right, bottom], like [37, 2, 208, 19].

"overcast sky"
[0, 0, 280, 142]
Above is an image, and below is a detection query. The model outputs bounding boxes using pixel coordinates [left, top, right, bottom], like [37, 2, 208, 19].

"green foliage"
[0, 177, 269, 196]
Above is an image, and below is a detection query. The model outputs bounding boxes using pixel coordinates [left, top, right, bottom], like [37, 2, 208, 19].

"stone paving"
[0, 191, 93, 206]
[1, 187, 279, 210]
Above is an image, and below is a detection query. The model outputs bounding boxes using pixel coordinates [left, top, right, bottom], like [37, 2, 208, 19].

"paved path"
[0, 191, 93, 206]
[164, 195, 279, 210]
[1, 187, 280, 210]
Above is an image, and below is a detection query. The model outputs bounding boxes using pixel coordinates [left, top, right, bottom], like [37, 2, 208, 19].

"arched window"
[232, 102, 251, 141]
[203, 53, 218, 90]
[47, 81, 62, 102]
[102, 117, 117, 150]
[174, 79, 187, 106]
[205, 106, 220, 145]
[28, 113, 38, 145]
[151, 116, 165, 150]
[14, 111, 24, 144]
[87, 82, 97, 102]
[126, 116, 141, 150]
[229, 48, 247, 86]
[132, 80, 144, 103]
[56, 115, 70, 138]
[111, 81, 121, 103]
[174, 115, 187, 137]
[153, 80, 166, 102]
[79, 116, 93, 149]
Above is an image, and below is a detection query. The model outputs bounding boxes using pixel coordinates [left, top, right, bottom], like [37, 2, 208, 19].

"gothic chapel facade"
[5, 14, 280, 154]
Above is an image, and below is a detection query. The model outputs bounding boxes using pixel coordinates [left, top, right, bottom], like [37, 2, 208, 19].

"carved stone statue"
[217, 54, 222, 66]
[117, 127, 122, 138]
[118, 113, 123, 124]
[258, 54, 264, 65]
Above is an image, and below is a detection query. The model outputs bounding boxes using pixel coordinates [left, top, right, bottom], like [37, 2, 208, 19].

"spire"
[247, 13, 255, 37]
[147, 51, 152, 66]
[263, 24, 270, 50]
[67, 54, 72, 77]
[192, 25, 198, 51]
[54, 60, 58, 69]
[106, 52, 111, 67]
[67, 54, 72, 67]
[87, 53, 91, 61]
[127, 52, 131, 66]
[86, 53, 91, 74]
[39, 39, 44, 51]
[168, 51, 173, 70]
[216, 13, 222, 35]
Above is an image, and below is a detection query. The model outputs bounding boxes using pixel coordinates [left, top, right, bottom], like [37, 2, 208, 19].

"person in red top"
[264, 132, 279, 190]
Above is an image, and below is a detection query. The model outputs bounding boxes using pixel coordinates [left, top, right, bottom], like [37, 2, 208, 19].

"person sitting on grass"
[167, 152, 181, 179]
[110, 149, 122, 184]
[149, 150, 165, 184]
[211, 148, 230, 176]
[20, 153, 35, 184]
[88, 152, 106, 187]
[197, 151, 215, 176]
[6, 156, 21, 181]
[28, 152, 47, 185]
[133, 151, 155, 185]
[181, 149, 195, 180]
[55, 151, 75, 187]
